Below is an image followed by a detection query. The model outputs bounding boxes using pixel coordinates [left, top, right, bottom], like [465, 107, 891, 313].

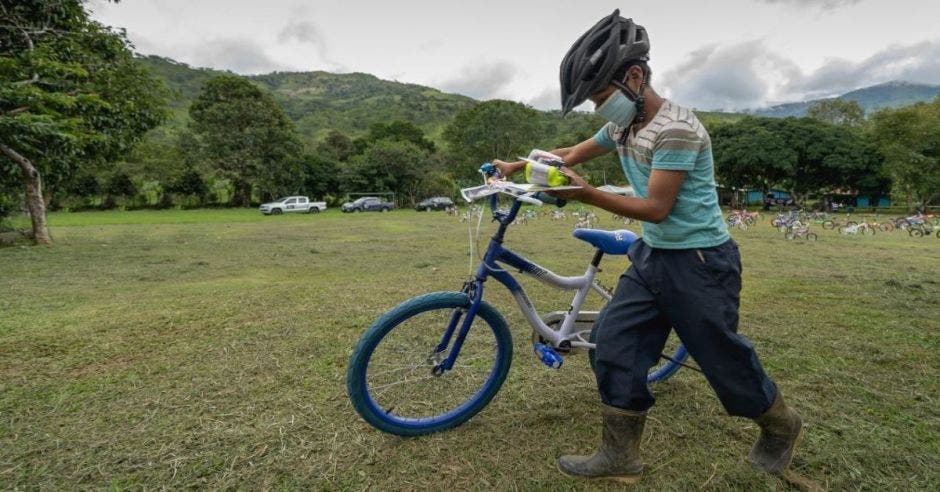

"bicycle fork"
[431, 279, 485, 375]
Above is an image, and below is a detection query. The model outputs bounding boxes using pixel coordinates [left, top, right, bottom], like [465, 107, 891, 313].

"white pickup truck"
[259, 196, 327, 215]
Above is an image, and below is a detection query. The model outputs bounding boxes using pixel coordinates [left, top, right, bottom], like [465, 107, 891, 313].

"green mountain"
[752, 81, 940, 118]
[136, 55, 939, 141]
[137, 55, 747, 146]
[250, 71, 477, 142]
[136, 55, 477, 143]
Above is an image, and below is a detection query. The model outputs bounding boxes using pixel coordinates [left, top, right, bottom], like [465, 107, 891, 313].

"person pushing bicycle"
[493, 10, 802, 484]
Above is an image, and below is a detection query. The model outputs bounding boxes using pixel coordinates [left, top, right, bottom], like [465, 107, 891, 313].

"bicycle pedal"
[533, 343, 563, 369]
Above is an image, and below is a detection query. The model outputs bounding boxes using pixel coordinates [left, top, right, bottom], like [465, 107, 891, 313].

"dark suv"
[415, 196, 455, 211]
[341, 196, 394, 213]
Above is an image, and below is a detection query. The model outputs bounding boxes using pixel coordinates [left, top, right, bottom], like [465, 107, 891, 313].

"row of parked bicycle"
[765, 211, 939, 237]
[454, 205, 940, 238]
[455, 205, 610, 229]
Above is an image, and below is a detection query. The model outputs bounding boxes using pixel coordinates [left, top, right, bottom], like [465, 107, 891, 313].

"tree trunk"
[232, 180, 251, 207]
[0, 143, 52, 245]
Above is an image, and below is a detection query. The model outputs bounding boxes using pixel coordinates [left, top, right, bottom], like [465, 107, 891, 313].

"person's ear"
[627, 65, 645, 90]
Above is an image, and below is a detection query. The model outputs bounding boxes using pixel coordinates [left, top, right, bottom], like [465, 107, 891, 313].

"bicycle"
[784, 224, 817, 241]
[726, 209, 758, 228]
[346, 183, 689, 437]
[727, 213, 749, 231]
[908, 222, 934, 237]
[514, 209, 538, 225]
[839, 221, 876, 235]
[822, 214, 857, 231]
[771, 211, 802, 232]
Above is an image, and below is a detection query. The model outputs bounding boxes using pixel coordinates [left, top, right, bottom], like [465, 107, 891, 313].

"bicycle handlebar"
[533, 192, 566, 208]
[480, 162, 567, 210]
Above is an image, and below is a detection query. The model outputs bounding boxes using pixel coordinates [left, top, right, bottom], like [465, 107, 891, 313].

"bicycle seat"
[572, 229, 638, 255]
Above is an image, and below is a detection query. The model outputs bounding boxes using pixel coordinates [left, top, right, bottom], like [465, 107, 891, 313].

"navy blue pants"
[592, 238, 777, 418]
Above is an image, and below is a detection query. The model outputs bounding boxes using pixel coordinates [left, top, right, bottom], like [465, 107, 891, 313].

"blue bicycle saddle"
[572, 229, 638, 255]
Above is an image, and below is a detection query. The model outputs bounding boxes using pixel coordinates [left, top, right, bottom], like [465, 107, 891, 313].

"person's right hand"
[492, 159, 525, 178]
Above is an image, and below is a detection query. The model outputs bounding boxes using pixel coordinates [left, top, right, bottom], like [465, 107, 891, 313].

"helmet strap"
[634, 81, 647, 123]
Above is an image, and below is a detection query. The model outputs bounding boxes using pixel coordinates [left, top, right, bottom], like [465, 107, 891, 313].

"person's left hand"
[546, 166, 592, 201]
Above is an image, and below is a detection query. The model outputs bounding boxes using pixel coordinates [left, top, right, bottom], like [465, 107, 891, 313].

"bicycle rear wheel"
[346, 292, 512, 436]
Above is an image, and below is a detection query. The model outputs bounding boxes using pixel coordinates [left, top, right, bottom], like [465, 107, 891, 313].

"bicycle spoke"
[364, 306, 500, 420]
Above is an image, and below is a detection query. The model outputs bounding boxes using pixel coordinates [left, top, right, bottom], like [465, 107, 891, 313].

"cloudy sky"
[88, 0, 940, 111]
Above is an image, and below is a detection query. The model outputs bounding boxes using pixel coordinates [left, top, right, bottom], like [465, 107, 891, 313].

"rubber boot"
[748, 390, 802, 474]
[557, 404, 645, 483]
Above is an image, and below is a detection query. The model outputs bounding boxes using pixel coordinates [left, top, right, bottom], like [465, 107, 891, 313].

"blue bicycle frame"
[434, 193, 610, 373]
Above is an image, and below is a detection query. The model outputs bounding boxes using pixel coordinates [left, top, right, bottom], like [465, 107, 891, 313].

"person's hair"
[613, 60, 652, 86]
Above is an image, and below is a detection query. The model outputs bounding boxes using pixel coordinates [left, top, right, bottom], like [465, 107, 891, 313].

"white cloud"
[659, 41, 800, 111]
[786, 40, 940, 99]
[276, 20, 344, 71]
[188, 38, 288, 74]
[437, 60, 519, 100]
[755, 0, 863, 11]
[525, 87, 559, 111]
[659, 37, 940, 110]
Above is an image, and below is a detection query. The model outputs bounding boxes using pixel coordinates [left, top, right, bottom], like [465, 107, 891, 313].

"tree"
[360, 121, 436, 153]
[168, 168, 207, 198]
[106, 173, 136, 197]
[299, 154, 340, 201]
[341, 140, 434, 206]
[769, 118, 885, 204]
[807, 99, 865, 126]
[711, 117, 887, 205]
[0, 0, 168, 244]
[442, 100, 543, 183]
[870, 98, 940, 209]
[711, 118, 796, 193]
[187, 74, 303, 206]
[68, 174, 101, 197]
[316, 130, 357, 162]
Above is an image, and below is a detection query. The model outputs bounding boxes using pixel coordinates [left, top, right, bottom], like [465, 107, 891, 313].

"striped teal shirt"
[594, 100, 729, 249]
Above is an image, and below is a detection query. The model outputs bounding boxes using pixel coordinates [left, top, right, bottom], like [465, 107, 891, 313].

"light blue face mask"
[595, 90, 637, 127]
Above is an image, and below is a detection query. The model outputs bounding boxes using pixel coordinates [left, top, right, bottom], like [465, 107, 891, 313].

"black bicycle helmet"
[559, 9, 650, 115]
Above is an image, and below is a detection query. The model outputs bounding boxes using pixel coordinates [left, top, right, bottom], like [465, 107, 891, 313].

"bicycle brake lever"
[517, 194, 544, 206]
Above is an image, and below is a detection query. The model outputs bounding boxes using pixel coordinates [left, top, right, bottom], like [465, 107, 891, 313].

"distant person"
[493, 10, 801, 484]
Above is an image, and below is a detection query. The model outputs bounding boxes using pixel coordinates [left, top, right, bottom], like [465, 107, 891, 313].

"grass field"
[1, 207, 938, 490]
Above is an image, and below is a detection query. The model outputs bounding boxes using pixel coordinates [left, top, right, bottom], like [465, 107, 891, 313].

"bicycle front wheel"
[346, 292, 512, 436]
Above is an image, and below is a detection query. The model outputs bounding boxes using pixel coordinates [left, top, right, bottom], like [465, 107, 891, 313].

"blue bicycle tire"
[346, 292, 512, 436]
[646, 344, 688, 382]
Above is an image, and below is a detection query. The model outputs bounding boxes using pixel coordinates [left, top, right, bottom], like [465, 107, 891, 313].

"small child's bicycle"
[346, 176, 689, 436]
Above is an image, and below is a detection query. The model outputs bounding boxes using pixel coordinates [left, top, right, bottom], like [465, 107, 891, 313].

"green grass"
[1, 207, 938, 489]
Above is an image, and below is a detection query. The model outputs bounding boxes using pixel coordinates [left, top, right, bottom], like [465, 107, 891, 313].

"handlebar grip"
[532, 192, 566, 208]
[480, 162, 501, 178]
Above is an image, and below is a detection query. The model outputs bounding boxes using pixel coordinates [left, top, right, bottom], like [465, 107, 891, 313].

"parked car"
[415, 196, 455, 211]
[341, 196, 394, 213]
[259, 196, 326, 215]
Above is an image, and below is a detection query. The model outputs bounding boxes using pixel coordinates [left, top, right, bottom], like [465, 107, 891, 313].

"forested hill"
[752, 81, 940, 118]
[138, 55, 938, 138]
[136, 55, 477, 141]
[250, 71, 477, 141]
